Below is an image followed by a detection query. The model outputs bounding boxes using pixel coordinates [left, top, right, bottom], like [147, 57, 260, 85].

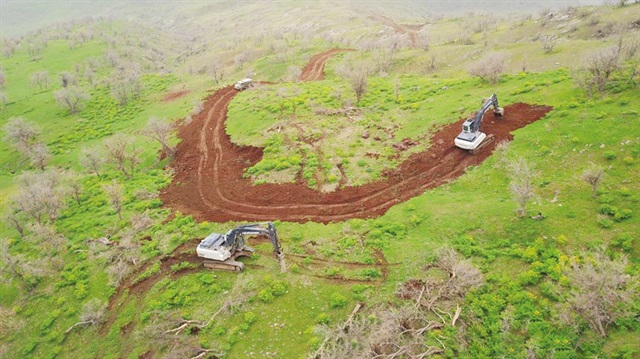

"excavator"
[454, 94, 504, 154]
[196, 222, 285, 272]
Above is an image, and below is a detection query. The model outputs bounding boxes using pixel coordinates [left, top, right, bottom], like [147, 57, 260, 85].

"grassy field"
[1, 2, 639, 358]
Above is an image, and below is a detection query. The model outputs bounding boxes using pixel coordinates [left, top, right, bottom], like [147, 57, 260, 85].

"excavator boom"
[454, 94, 503, 152]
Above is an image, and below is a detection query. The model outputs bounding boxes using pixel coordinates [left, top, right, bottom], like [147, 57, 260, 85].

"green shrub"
[315, 312, 330, 324]
[603, 151, 617, 160]
[329, 293, 348, 308]
[611, 234, 634, 252]
[257, 288, 275, 303]
[598, 217, 614, 229]
[613, 209, 632, 222]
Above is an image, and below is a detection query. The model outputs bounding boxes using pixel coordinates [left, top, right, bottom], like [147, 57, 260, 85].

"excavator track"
[470, 134, 495, 154]
[202, 248, 255, 272]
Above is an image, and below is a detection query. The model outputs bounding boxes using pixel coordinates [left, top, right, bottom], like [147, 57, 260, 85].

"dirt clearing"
[160, 50, 552, 224]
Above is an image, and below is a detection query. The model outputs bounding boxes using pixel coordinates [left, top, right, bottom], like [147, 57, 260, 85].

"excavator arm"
[454, 94, 504, 152]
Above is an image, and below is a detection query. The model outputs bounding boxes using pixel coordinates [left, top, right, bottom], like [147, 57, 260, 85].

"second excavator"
[454, 94, 504, 154]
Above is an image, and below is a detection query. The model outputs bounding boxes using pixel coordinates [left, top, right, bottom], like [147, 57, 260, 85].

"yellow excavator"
[454, 94, 504, 154]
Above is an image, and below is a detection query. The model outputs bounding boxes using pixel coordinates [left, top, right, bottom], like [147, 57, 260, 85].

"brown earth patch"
[159, 49, 552, 224]
[162, 89, 189, 102]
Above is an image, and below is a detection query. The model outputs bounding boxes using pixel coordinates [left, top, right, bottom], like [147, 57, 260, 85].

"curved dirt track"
[299, 48, 353, 81]
[160, 50, 552, 224]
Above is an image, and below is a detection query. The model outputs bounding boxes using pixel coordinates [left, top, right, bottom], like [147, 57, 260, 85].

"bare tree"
[507, 157, 536, 217]
[79, 146, 105, 177]
[0, 92, 7, 108]
[26, 41, 44, 61]
[110, 64, 141, 106]
[468, 52, 507, 84]
[566, 249, 638, 337]
[339, 59, 371, 104]
[30, 71, 51, 91]
[27, 142, 51, 170]
[11, 170, 67, 224]
[582, 165, 604, 196]
[541, 35, 557, 54]
[2, 211, 27, 239]
[0, 237, 50, 290]
[103, 180, 124, 220]
[287, 65, 302, 82]
[209, 62, 224, 84]
[67, 172, 83, 205]
[65, 299, 106, 334]
[0, 67, 5, 89]
[573, 46, 621, 96]
[416, 30, 430, 50]
[2, 39, 16, 58]
[142, 117, 175, 161]
[59, 71, 77, 88]
[2, 117, 41, 155]
[103, 134, 141, 178]
[54, 86, 89, 114]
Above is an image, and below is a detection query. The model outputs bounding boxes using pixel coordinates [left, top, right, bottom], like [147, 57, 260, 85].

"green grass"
[1, 3, 639, 358]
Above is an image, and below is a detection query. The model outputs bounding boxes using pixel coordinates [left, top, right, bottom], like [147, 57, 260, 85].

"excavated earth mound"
[160, 91, 551, 224]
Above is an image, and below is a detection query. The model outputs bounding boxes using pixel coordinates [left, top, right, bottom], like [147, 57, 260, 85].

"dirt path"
[298, 48, 353, 81]
[368, 15, 421, 46]
[160, 50, 552, 224]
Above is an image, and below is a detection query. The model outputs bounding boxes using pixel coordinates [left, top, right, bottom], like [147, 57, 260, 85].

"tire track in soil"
[160, 49, 553, 224]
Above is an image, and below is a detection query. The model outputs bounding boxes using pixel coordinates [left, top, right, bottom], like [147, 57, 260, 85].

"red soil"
[160, 50, 552, 224]
[162, 89, 189, 102]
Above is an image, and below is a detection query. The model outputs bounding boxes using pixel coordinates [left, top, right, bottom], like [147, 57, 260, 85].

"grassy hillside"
[0, 2, 639, 358]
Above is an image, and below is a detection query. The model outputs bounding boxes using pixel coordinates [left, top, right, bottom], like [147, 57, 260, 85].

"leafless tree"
[142, 117, 175, 161]
[582, 165, 604, 196]
[287, 65, 302, 82]
[507, 157, 536, 217]
[67, 172, 83, 205]
[416, 30, 430, 50]
[11, 170, 67, 224]
[26, 222, 66, 259]
[209, 62, 224, 84]
[110, 63, 142, 106]
[54, 86, 89, 114]
[30, 71, 51, 91]
[103, 134, 141, 178]
[0, 237, 50, 290]
[27, 142, 51, 170]
[566, 249, 638, 337]
[573, 46, 621, 96]
[103, 180, 124, 220]
[2, 211, 27, 239]
[2, 117, 41, 155]
[2, 39, 16, 58]
[27, 41, 44, 61]
[65, 299, 106, 334]
[0, 67, 5, 89]
[59, 71, 77, 88]
[79, 146, 105, 177]
[338, 59, 371, 104]
[468, 52, 507, 84]
[541, 35, 557, 54]
[0, 92, 7, 108]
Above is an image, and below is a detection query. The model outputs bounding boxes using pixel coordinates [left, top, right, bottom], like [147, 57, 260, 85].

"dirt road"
[160, 50, 552, 223]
